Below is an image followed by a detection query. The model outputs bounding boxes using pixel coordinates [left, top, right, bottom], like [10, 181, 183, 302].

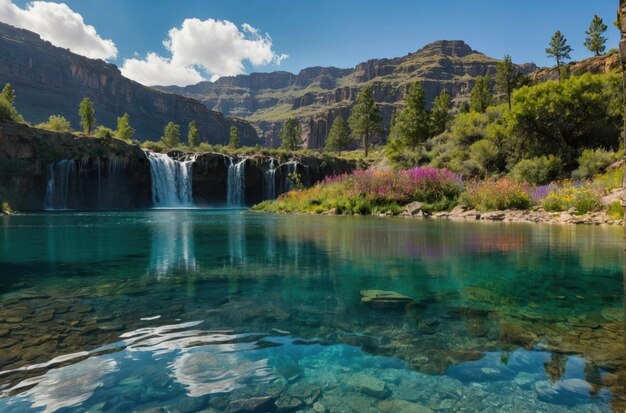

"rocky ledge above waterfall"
[0, 121, 356, 211]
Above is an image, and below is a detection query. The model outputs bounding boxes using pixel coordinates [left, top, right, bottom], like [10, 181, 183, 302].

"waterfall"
[264, 158, 277, 200]
[226, 157, 246, 207]
[45, 159, 76, 210]
[146, 152, 195, 208]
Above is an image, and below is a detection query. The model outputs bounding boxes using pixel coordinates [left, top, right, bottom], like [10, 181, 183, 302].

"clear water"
[0, 210, 624, 412]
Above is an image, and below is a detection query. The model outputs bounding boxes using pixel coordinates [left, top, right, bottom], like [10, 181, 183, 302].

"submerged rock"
[378, 400, 434, 413]
[347, 372, 389, 398]
[360, 290, 413, 308]
[534, 378, 592, 405]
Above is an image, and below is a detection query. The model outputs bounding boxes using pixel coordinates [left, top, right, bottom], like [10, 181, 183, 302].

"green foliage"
[431, 89, 452, 135]
[469, 75, 492, 113]
[161, 121, 181, 148]
[280, 118, 303, 150]
[188, 120, 200, 147]
[37, 115, 71, 132]
[584, 15, 608, 56]
[461, 178, 532, 211]
[1, 84, 15, 104]
[593, 166, 623, 191]
[546, 31, 572, 80]
[607, 200, 624, 221]
[541, 183, 600, 214]
[459, 101, 470, 114]
[509, 155, 563, 185]
[229, 125, 240, 149]
[468, 139, 500, 175]
[1, 201, 12, 214]
[0, 83, 24, 123]
[495, 55, 518, 109]
[79, 97, 95, 134]
[348, 85, 382, 157]
[95, 125, 114, 138]
[116, 113, 134, 142]
[573, 148, 620, 179]
[392, 82, 431, 149]
[510, 73, 621, 164]
[325, 116, 352, 151]
[141, 140, 168, 152]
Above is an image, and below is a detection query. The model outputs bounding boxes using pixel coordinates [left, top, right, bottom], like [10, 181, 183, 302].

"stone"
[275, 394, 303, 412]
[287, 382, 321, 405]
[177, 396, 210, 413]
[378, 400, 434, 413]
[347, 372, 389, 399]
[226, 396, 274, 413]
[534, 378, 592, 405]
[404, 202, 424, 216]
[360, 290, 413, 308]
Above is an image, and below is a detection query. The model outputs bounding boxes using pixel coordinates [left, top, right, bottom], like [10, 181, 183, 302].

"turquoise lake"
[0, 210, 624, 412]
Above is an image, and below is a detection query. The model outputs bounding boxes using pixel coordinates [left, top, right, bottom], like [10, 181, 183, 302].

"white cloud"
[0, 0, 117, 60]
[121, 52, 204, 87]
[121, 18, 287, 86]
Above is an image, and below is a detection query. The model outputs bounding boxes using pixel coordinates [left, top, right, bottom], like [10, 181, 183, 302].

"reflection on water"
[0, 211, 624, 412]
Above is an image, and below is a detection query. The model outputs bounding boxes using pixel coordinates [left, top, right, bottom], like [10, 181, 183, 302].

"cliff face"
[158, 40, 537, 148]
[530, 53, 620, 82]
[0, 22, 259, 146]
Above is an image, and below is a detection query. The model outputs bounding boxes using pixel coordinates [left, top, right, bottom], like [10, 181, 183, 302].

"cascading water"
[226, 157, 246, 207]
[264, 158, 277, 200]
[45, 159, 76, 210]
[146, 152, 195, 208]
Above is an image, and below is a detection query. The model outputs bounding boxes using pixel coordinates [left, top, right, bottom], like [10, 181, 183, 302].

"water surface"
[0, 211, 624, 412]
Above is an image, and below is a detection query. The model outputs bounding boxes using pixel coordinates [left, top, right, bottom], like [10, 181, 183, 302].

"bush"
[573, 148, 620, 179]
[509, 155, 562, 185]
[37, 115, 71, 132]
[607, 200, 623, 221]
[94, 125, 114, 138]
[541, 182, 600, 214]
[0, 95, 24, 123]
[1, 201, 12, 214]
[468, 139, 500, 175]
[460, 178, 532, 211]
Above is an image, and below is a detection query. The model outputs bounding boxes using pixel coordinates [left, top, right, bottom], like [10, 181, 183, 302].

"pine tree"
[188, 120, 199, 147]
[325, 116, 352, 151]
[229, 126, 240, 149]
[393, 82, 431, 149]
[280, 118, 303, 150]
[348, 86, 382, 157]
[116, 113, 134, 142]
[469, 76, 492, 113]
[79, 97, 95, 134]
[161, 121, 180, 148]
[431, 89, 452, 135]
[546, 31, 573, 81]
[584, 15, 608, 56]
[1, 83, 15, 104]
[495, 55, 518, 110]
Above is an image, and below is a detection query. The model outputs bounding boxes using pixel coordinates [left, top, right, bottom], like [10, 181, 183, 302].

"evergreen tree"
[546, 31, 573, 81]
[431, 89, 452, 135]
[325, 116, 352, 151]
[348, 86, 382, 157]
[79, 97, 95, 134]
[280, 118, 303, 150]
[584, 15, 608, 56]
[188, 120, 199, 147]
[460, 101, 471, 114]
[229, 126, 240, 149]
[1, 83, 15, 104]
[495, 55, 518, 110]
[116, 113, 134, 142]
[469, 76, 492, 113]
[161, 121, 180, 148]
[393, 82, 431, 148]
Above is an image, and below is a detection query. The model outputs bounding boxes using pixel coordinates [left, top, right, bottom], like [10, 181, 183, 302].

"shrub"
[509, 155, 562, 185]
[593, 167, 624, 191]
[541, 182, 600, 214]
[141, 140, 168, 152]
[95, 125, 114, 138]
[460, 178, 532, 211]
[573, 148, 620, 179]
[607, 200, 624, 221]
[37, 115, 71, 132]
[0, 95, 24, 123]
[1, 201, 12, 214]
[468, 139, 500, 175]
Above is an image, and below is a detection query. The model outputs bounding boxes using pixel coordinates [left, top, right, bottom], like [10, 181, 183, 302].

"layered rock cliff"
[530, 53, 620, 82]
[158, 40, 537, 148]
[0, 22, 259, 146]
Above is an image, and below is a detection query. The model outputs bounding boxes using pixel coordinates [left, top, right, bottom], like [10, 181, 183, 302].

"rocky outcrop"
[530, 53, 620, 83]
[0, 22, 259, 145]
[158, 40, 537, 148]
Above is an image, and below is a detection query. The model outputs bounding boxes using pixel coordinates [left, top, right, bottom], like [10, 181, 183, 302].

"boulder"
[347, 372, 389, 398]
[404, 202, 424, 216]
[360, 290, 413, 308]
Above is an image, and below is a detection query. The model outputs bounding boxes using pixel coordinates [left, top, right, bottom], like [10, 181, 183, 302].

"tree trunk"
[620, 1, 626, 236]
[363, 133, 369, 158]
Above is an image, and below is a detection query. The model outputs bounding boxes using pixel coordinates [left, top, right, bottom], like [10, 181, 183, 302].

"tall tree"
[619, 0, 626, 226]
[1, 83, 15, 104]
[584, 15, 608, 56]
[325, 116, 352, 151]
[393, 82, 431, 148]
[495, 55, 518, 110]
[280, 118, 303, 150]
[188, 120, 199, 147]
[161, 121, 180, 147]
[431, 89, 452, 135]
[229, 126, 240, 149]
[79, 97, 95, 134]
[546, 31, 573, 81]
[348, 86, 382, 157]
[469, 76, 492, 113]
[116, 113, 134, 142]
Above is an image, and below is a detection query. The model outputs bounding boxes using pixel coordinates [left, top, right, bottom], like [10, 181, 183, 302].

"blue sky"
[6, 0, 619, 85]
